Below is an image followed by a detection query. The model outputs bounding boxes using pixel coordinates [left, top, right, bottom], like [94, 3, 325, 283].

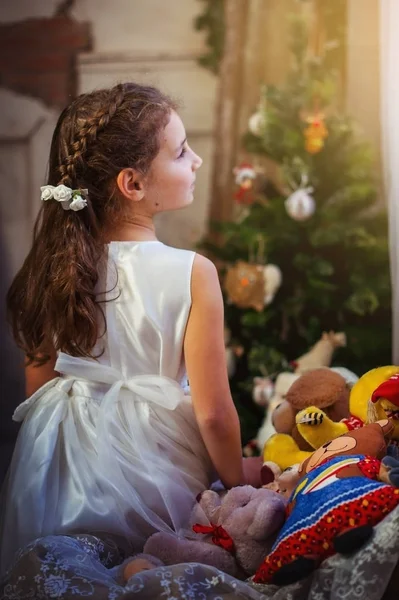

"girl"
[0, 82, 247, 574]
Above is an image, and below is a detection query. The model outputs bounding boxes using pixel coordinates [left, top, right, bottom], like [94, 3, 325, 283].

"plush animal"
[253, 420, 399, 586]
[273, 368, 350, 450]
[380, 445, 399, 486]
[255, 372, 300, 450]
[252, 376, 275, 407]
[243, 372, 299, 457]
[257, 367, 357, 458]
[294, 366, 399, 453]
[261, 462, 301, 499]
[350, 365, 399, 424]
[123, 485, 287, 580]
[329, 366, 359, 387]
[292, 331, 346, 374]
[367, 371, 399, 441]
[262, 432, 311, 471]
[263, 368, 351, 469]
[122, 554, 164, 581]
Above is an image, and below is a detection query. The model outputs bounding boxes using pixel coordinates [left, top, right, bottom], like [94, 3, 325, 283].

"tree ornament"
[285, 173, 315, 221]
[248, 110, 267, 137]
[303, 111, 328, 154]
[264, 264, 283, 305]
[224, 261, 282, 312]
[248, 86, 268, 137]
[233, 162, 257, 205]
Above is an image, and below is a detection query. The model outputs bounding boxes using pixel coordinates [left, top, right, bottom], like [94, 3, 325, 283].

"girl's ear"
[116, 168, 144, 202]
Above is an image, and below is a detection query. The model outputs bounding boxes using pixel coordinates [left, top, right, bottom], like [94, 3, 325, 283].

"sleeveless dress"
[0, 241, 213, 574]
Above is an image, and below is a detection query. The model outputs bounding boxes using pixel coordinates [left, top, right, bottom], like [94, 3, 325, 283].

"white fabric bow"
[13, 352, 183, 422]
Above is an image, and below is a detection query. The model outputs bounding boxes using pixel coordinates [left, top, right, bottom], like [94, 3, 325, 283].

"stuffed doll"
[367, 372, 399, 441]
[261, 462, 301, 499]
[122, 485, 287, 581]
[351, 365, 399, 424]
[253, 419, 399, 586]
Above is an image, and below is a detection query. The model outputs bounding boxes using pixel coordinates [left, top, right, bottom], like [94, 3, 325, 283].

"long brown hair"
[7, 83, 177, 365]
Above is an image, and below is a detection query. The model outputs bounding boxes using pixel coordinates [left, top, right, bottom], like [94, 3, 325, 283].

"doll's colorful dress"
[254, 453, 399, 583]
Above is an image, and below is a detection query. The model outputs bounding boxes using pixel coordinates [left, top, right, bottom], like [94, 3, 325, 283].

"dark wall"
[0, 7, 92, 487]
[0, 218, 23, 486]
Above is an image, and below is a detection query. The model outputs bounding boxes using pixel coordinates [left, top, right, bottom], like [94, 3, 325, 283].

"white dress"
[0, 241, 213, 573]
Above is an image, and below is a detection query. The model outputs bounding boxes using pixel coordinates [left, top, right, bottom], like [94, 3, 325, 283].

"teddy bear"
[262, 368, 351, 470]
[253, 419, 399, 586]
[254, 366, 358, 457]
[273, 368, 351, 451]
[122, 485, 287, 581]
[292, 366, 399, 454]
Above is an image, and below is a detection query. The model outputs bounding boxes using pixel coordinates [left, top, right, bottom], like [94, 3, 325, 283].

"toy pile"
[121, 365, 399, 588]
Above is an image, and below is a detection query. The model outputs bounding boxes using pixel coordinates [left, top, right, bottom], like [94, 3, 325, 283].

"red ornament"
[233, 162, 256, 205]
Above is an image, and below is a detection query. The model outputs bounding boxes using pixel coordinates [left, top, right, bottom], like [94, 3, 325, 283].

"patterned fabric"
[357, 456, 381, 478]
[254, 455, 399, 584]
[341, 415, 363, 430]
[1, 506, 398, 600]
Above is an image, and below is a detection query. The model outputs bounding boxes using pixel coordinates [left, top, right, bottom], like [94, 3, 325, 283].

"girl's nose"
[192, 152, 203, 171]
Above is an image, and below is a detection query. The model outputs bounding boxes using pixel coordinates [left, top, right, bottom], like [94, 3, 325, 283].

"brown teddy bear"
[271, 367, 350, 452]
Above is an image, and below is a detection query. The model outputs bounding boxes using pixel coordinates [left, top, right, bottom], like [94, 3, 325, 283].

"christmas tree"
[202, 10, 391, 445]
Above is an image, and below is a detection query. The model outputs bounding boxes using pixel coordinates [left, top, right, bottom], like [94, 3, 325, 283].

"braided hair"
[7, 82, 177, 365]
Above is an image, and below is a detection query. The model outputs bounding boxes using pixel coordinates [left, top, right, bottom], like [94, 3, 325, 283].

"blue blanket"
[1, 505, 398, 599]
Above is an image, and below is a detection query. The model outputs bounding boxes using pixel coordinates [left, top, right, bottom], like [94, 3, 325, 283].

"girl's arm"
[184, 254, 244, 489]
[25, 346, 59, 397]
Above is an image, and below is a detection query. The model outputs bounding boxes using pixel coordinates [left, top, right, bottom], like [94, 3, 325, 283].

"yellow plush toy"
[263, 366, 399, 469]
[262, 433, 310, 471]
[350, 365, 399, 422]
[296, 366, 399, 451]
[366, 370, 399, 440]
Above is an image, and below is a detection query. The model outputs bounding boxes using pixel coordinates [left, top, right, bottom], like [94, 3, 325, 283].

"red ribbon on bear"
[192, 523, 235, 554]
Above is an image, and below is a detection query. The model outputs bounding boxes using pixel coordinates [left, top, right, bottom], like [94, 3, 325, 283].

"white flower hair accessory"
[40, 184, 88, 211]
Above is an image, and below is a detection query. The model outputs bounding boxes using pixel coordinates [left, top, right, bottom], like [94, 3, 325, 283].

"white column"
[379, 0, 399, 363]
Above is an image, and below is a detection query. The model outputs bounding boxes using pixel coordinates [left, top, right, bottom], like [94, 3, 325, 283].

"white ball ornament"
[285, 187, 315, 221]
[248, 111, 267, 136]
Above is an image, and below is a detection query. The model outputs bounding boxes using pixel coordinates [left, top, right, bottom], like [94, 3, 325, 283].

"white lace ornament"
[40, 184, 88, 211]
